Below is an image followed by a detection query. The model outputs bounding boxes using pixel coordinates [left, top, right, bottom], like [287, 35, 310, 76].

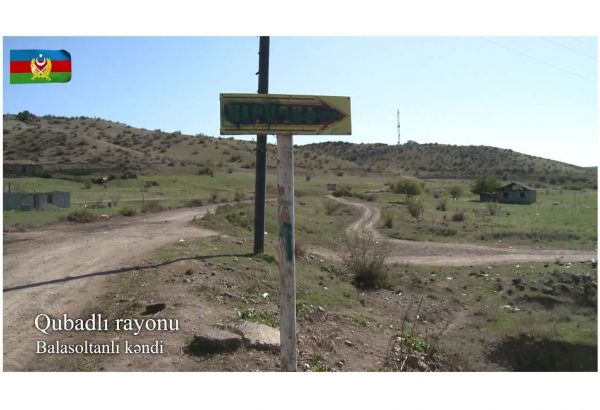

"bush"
[234, 190, 246, 202]
[197, 164, 215, 177]
[486, 202, 499, 216]
[332, 186, 352, 197]
[305, 173, 312, 181]
[392, 178, 422, 197]
[381, 211, 394, 228]
[451, 211, 465, 222]
[448, 185, 463, 198]
[186, 198, 204, 207]
[66, 210, 98, 223]
[142, 201, 165, 213]
[323, 199, 341, 215]
[355, 192, 375, 201]
[16, 110, 35, 123]
[119, 207, 136, 217]
[406, 197, 424, 219]
[471, 173, 501, 195]
[342, 233, 389, 288]
[436, 197, 447, 211]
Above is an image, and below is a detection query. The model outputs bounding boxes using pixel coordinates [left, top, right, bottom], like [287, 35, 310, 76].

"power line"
[479, 37, 594, 82]
[570, 37, 597, 48]
[540, 37, 596, 60]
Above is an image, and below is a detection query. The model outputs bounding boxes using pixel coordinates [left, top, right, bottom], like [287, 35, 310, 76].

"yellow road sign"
[220, 93, 351, 135]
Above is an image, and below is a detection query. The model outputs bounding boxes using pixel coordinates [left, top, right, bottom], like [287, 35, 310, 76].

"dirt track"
[2, 198, 597, 370]
[3, 206, 219, 370]
[321, 196, 597, 266]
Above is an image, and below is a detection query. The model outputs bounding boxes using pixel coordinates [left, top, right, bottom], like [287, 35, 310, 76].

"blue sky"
[3, 36, 597, 166]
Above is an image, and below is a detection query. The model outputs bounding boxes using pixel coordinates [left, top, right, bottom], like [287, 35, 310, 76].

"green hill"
[3, 111, 596, 189]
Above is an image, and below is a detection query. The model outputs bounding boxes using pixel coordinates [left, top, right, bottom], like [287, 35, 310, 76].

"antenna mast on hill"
[397, 109, 401, 145]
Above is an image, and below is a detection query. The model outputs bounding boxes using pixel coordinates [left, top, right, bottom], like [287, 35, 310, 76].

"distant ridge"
[3, 112, 596, 188]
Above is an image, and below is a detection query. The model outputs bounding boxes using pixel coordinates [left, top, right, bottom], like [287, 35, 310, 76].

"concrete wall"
[3, 163, 44, 177]
[3, 191, 70, 211]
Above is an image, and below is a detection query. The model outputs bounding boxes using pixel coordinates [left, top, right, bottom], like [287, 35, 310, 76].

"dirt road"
[323, 196, 597, 266]
[3, 206, 219, 370]
[3, 197, 596, 370]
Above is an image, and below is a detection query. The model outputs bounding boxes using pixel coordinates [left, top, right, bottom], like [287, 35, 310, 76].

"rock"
[143, 302, 166, 315]
[405, 354, 421, 368]
[185, 269, 193, 275]
[189, 327, 242, 354]
[344, 339, 354, 347]
[512, 278, 522, 285]
[542, 286, 555, 295]
[235, 322, 280, 351]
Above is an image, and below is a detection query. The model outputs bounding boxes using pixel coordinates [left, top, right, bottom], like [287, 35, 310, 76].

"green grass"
[386, 261, 597, 348]
[376, 181, 597, 250]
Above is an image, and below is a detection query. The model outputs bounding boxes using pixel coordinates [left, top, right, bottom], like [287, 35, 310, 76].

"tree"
[392, 178, 422, 199]
[16, 110, 35, 123]
[471, 173, 501, 195]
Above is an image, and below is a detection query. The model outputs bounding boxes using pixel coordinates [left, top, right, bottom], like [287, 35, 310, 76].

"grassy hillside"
[301, 141, 596, 186]
[3, 112, 358, 177]
[4, 112, 596, 188]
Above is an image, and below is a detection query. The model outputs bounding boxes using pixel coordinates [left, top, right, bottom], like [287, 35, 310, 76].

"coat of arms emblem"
[30, 53, 52, 81]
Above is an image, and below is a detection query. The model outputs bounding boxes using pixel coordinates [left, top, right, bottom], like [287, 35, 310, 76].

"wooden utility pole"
[253, 36, 270, 255]
[277, 133, 297, 371]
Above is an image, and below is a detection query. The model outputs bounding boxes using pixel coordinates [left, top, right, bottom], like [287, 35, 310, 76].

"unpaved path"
[3, 205, 220, 370]
[314, 196, 597, 267]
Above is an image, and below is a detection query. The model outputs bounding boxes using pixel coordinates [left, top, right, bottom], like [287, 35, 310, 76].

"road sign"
[220, 93, 351, 135]
[219, 91, 351, 372]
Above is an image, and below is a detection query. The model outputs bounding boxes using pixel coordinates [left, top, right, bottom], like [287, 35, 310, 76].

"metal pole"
[277, 133, 296, 372]
[254, 36, 270, 254]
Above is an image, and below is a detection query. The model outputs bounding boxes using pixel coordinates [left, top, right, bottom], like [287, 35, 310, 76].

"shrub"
[227, 167, 234, 174]
[119, 207, 136, 216]
[16, 110, 35, 123]
[142, 201, 165, 213]
[392, 178, 422, 198]
[342, 233, 389, 288]
[355, 192, 375, 201]
[305, 173, 312, 181]
[234, 190, 246, 202]
[448, 185, 463, 198]
[209, 191, 219, 203]
[436, 197, 447, 211]
[323, 199, 341, 215]
[471, 173, 501, 195]
[186, 198, 204, 207]
[451, 211, 465, 222]
[66, 210, 98, 223]
[197, 164, 215, 177]
[406, 197, 424, 219]
[382, 211, 394, 228]
[332, 186, 352, 197]
[486, 202, 499, 216]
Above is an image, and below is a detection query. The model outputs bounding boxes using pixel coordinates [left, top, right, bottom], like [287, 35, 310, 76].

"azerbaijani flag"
[10, 50, 71, 84]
